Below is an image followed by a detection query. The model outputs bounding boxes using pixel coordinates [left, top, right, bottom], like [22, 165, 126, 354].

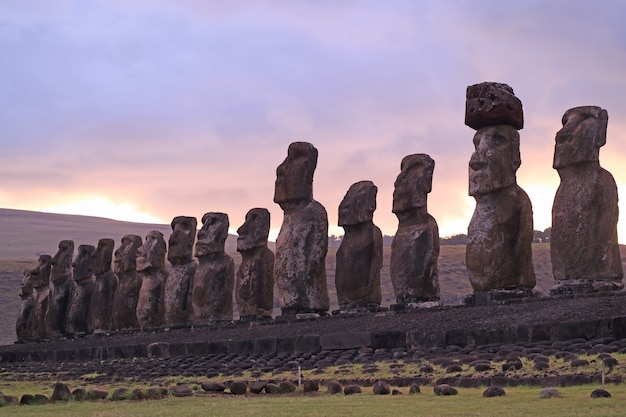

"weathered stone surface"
[201, 381, 226, 392]
[590, 388, 611, 398]
[343, 385, 362, 395]
[67, 244, 96, 335]
[229, 381, 248, 395]
[30, 255, 52, 340]
[303, 380, 319, 392]
[434, 384, 458, 396]
[111, 234, 142, 330]
[265, 383, 281, 394]
[47, 240, 74, 337]
[16, 270, 36, 342]
[165, 216, 197, 326]
[409, 383, 421, 394]
[274, 142, 329, 314]
[279, 380, 297, 393]
[136, 231, 167, 329]
[170, 385, 193, 397]
[72, 388, 87, 401]
[465, 82, 523, 130]
[327, 380, 343, 394]
[51, 382, 72, 402]
[467, 124, 535, 291]
[540, 387, 561, 398]
[192, 213, 235, 322]
[88, 239, 118, 332]
[88, 387, 109, 400]
[483, 386, 506, 397]
[236, 208, 275, 318]
[335, 181, 383, 307]
[551, 106, 623, 294]
[372, 380, 391, 395]
[391, 154, 440, 303]
[111, 388, 129, 401]
[249, 381, 266, 394]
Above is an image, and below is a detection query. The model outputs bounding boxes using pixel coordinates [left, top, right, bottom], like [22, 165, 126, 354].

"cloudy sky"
[2, 0, 626, 241]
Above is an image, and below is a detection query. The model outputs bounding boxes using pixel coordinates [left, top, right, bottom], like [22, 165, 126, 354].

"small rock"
[391, 389, 402, 395]
[201, 381, 226, 392]
[19, 394, 33, 405]
[72, 388, 88, 401]
[111, 388, 130, 401]
[88, 387, 109, 400]
[249, 381, 266, 394]
[51, 382, 72, 402]
[590, 389, 611, 398]
[0, 395, 18, 406]
[540, 388, 561, 399]
[473, 362, 492, 372]
[419, 364, 434, 373]
[303, 380, 319, 392]
[343, 385, 362, 395]
[327, 380, 343, 395]
[571, 359, 590, 368]
[408, 384, 421, 394]
[170, 385, 193, 397]
[279, 381, 297, 393]
[131, 389, 145, 400]
[434, 384, 458, 396]
[372, 381, 391, 395]
[533, 362, 550, 371]
[229, 381, 248, 395]
[483, 386, 506, 397]
[146, 387, 169, 399]
[264, 383, 281, 394]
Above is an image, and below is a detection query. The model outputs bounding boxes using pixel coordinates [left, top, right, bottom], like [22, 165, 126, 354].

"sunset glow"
[42, 198, 164, 225]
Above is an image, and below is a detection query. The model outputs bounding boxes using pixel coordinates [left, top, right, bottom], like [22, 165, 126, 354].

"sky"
[2, 0, 626, 242]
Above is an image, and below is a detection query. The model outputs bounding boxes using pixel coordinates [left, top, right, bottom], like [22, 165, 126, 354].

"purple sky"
[2, 0, 626, 241]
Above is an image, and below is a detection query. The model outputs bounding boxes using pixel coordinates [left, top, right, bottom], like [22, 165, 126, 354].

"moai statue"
[29, 254, 52, 339]
[465, 82, 536, 300]
[236, 208, 275, 320]
[66, 244, 96, 335]
[47, 240, 74, 337]
[274, 142, 330, 315]
[88, 238, 118, 332]
[191, 213, 235, 322]
[136, 231, 167, 328]
[550, 106, 623, 294]
[335, 181, 383, 310]
[16, 270, 36, 342]
[111, 234, 143, 330]
[165, 216, 197, 326]
[390, 155, 440, 306]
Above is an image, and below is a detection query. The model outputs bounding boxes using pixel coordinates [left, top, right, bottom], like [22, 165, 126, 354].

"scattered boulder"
[372, 381, 391, 395]
[473, 362, 492, 372]
[434, 384, 458, 396]
[88, 387, 109, 400]
[344, 385, 362, 395]
[131, 389, 145, 400]
[446, 364, 463, 373]
[264, 383, 281, 394]
[303, 380, 319, 392]
[502, 360, 522, 371]
[571, 359, 590, 368]
[409, 384, 421, 394]
[534, 361, 550, 371]
[540, 388, 562, 399]
[22, 393, 50, 405]
[201, 381, 226, 392]
[0, 394, 18, 406]
[229, 381, 248, 395]
[603, 357, 619, 369]
[419, 364, 434, 373]
[146, 387, 168, 399]
[72, 388, 88, 401]
[170, 385, 193, 397]
[19, 394, 33, 405]
[392, 389, 402, 395]
[279, 381, 297, 393]
[111, 388, 130, 401]
[327, 380, 343, 395]
[51, 382, 72, 402]
[483, 386, 506, 398]
[591, 389, 611, 398]
[249, 381, 266, 394]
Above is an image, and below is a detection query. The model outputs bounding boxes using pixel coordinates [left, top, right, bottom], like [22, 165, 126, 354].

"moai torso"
[47, 240, 74, 337]
[136, 231, 167, 328]
[111, 234, 142, 330]
[67, 244, 96, 335]
[88, 239, 118, 332]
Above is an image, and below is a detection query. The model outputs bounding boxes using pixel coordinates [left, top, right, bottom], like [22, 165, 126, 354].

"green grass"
[1, 384, 623, 417]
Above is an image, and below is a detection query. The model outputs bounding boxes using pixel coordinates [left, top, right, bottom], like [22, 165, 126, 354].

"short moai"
[87, 239, 118, 332]
[550, 106, 623, 294]
[274, 142, 330, 315]
[67, 244, 97, 335]
[165, 216, 198, 326]
[47, 240, 74, 337]
[236, 208, 275, 320]
[30, 254, 52, 339]
[16, 270, 37, 342]
[110, 234, 143, 330]
[136, 231, 168, 329]
[390, 155, 440, 306]
[335, 181, 383, 310]
[465, 82, 536, 301]
[191, 213, 235, 322]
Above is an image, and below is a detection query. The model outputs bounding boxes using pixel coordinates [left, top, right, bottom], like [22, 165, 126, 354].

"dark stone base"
[334, 303, 382, 315]
[238, 315, 272, 324]
[550, 279, 624, 296]
[391, 299, 441, 311]
[465, 287, 536, 306]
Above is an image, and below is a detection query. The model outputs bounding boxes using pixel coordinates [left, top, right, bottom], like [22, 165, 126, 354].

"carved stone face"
[393, 154, 434, 213]
[93, 238, 114, 276]
[237, 208, 270, 252]
[136, 231, 166, 271]
[72, 245, 96, 281]
[168, 216, 197, 265]
[114, 234, 142, 274]
[274, 142, 318, 206]
[51, 240, 74, 281]
[469, 125, 520, 197]
[29, 254, 52, 288]
[553, 106, 607, 169]
[195, 212, 229, 256]
[20, 270, 33, 297]
[339, 181, 377, 226]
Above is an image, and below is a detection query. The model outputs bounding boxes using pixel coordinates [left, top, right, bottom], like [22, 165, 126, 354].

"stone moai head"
[237, 208, 270, 252]
[465, 82, 523, 198]
[136, 231, 167, 271]
[392, 154, 434, 214]
[51, 240, 74, 281]
[72, 244, 96, 281]
[195, 212, 229, 256]
[168, 216, 197, 265]
[93, 238, 114, 276]
[553, 106, 608, 170]
[114, 234, 142, 274]
[339, 180, 377, 226]
[274, 142, 318, 208]
[29, 254, 52, 288]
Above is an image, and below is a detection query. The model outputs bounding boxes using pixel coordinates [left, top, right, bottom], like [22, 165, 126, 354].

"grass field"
[2, 384, 624, 417]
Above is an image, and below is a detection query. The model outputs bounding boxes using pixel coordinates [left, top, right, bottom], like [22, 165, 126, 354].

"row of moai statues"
[16, 81, 624, 341]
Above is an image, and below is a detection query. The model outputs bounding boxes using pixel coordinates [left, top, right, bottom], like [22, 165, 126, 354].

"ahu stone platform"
[2, 291, 626, 364]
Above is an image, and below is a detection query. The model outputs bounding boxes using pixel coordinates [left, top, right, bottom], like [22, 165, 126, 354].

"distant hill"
[0, 208, 241, 259]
